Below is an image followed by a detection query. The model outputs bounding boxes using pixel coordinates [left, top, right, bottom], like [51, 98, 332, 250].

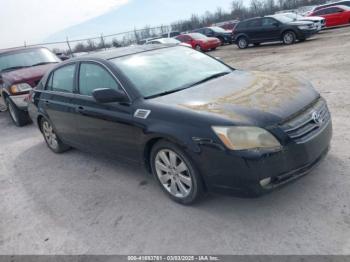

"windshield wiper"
[145, 72, 231, 99]
[31, 62, 58, 67]
[1, 66, 29, 72]
[186, 72, 231, 88]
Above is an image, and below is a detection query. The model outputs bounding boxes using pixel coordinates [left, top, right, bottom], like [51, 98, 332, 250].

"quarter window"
[78, 63, 121, 96]
[46, 64, 75, 93]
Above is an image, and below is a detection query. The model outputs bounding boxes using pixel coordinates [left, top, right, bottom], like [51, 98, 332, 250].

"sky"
[0, 0, 249, 49]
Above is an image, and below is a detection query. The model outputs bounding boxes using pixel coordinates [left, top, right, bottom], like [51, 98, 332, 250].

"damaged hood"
[150, 70, 319, 125]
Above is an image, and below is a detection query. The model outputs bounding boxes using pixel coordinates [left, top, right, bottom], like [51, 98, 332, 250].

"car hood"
[1, 63, 57, 87]
[150, 70, 319, 126]
[287, 20, 314, 26]
[299, 16, 324, 22]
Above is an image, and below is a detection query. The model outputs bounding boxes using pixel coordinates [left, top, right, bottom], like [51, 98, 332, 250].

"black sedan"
[233, 16, 318, 49]
[28, 45, 332, 204]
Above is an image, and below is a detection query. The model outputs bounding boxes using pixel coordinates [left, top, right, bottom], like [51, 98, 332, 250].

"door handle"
[44, 100, 50, 105]
[76, 106, 85, 114]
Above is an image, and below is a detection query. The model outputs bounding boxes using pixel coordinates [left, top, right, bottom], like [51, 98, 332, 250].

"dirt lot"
[0, 27, 350, 255]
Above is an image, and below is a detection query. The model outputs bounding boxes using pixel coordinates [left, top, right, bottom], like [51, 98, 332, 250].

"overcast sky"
[0, 0, 249, 49]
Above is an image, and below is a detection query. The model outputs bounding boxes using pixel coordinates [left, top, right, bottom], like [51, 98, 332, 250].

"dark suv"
[233, 16, 318, 49]
[192, 27, 233, 45]
[0, 47, 60, 126]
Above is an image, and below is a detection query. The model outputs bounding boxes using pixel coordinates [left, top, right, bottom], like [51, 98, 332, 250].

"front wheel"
[5, 97, 31, 127]
[40, 118, 70, 153]
[283, 31, 296, 45]
[150, 140, 205, 205]
[195, 45, 202, 52]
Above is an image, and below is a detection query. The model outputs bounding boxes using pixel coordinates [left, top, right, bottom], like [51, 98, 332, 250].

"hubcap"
[8, 102, 18, 124]
[155, 149, 192, 198]
[42, 121, 58, 149]
[284, 33, 294, 44]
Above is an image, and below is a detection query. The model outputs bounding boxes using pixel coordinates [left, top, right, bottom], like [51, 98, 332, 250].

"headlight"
[298, 25, 312, 30]
[10, 83, 32, 94]
[212, 126, 281, 151]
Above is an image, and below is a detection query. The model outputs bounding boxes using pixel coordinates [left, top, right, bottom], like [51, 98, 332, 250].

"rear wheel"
[237, 36, 249, 49]
[282, 31, 296, 45]
[5, 97, 30, 127]
[40, 118, 70, 153]
[150, 140, 205, 205]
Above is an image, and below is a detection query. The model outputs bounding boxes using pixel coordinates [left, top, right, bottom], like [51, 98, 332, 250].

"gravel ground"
[0, 27, 350, 255]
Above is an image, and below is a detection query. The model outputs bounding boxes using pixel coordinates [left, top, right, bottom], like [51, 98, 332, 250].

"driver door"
[72, 62, 143, 162]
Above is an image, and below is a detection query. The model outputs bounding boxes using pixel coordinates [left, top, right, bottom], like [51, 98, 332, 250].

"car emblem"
[312, 111, 323, 126]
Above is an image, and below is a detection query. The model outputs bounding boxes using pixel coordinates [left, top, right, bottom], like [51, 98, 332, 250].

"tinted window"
[314, 9, 327, 15]
[79, 63, 121, 96]
[47, 64, 75, 93]
[246, 19, 262, 28]
[326, 7, 342, 14]
[262, 18, 277, 27]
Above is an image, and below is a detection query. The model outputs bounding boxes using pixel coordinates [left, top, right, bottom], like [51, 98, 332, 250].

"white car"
[145, 38, 192, 48]
[273, 13, 326, 31]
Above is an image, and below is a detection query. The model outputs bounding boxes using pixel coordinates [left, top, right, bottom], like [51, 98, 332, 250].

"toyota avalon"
[28, 45, 332, 204]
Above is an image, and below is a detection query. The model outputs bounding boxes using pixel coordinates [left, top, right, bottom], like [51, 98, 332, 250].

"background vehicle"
[309, 5, 350, 27]
[212, 20, 239, 32]
[0, 47, 60, 126]
[161, 31, 181, 38]
[175, 33, 221, 51]
[233, 16, 317, 49]
[146, 38, 192, 48]
[313, 1, 350, 12]
[28, 45, 332, 205]
[273, 13, 326, 31]
[192, 27, 233, 45]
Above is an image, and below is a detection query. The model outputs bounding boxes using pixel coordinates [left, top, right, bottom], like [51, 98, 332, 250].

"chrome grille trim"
[281, 99, 331, 144]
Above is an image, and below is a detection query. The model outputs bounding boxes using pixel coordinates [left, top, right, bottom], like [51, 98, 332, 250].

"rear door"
[245, 18, 263, 42]
[323, 7, 343, 26]
[72, 61, 143, 161]
[40, 63, 79, 144]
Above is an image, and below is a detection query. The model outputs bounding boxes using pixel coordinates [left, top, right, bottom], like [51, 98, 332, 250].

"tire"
[5, 97, 31, 127]
[40, 117, 70, 153]
[195, 45, 202, 52]
[237, 36, 249, 49]
[282, 31, 296, 45]
[218, 37, 225, 46]
[150, 140, 205, 205]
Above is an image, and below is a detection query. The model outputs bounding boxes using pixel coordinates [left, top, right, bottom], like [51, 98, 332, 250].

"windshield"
[111, 46, 232, 98]
[210, 26, 227, 33]
[189, 33, 208, 40]
[273, 15, 294, 23]
[0, 48, 60, 72]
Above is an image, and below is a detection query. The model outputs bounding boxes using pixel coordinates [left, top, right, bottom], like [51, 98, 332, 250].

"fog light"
[260, 177, 272, 188]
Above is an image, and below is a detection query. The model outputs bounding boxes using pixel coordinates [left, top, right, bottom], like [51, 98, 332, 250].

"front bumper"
[10, 94, 29, 110]
[191, 120, 332, 197]
[298, 28, 318, 39]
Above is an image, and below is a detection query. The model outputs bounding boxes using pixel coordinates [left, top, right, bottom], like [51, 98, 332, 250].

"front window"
[189, 33, 207, 40]
[111, 46, 232, 98]
[0, 48, 60, 72]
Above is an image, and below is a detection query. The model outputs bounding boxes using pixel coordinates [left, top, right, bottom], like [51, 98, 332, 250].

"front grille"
[281, 99, 331, 144]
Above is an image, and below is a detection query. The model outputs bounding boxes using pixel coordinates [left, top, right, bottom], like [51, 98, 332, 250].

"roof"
[70, 44, 177, 61]
[0, 46, 45, 55]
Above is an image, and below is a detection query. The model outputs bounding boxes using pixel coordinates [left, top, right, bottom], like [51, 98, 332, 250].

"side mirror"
[92, 88, 129, 103]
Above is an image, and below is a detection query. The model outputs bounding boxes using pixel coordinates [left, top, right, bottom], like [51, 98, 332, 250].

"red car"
[175, 33, 221, 52]
[0, 47, 60, 126]
[309, 5, 350, 27]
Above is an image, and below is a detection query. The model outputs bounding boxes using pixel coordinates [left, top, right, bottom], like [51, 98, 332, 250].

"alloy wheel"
[42, 121, 58, 150]
[238, 38, 247, 49]
[155, 149, 192, 199]
[283, 32, 295, 44]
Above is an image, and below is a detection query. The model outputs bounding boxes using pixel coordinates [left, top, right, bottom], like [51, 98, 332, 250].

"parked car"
[212, 20, 240, 32]
[0, 47, 60, 126]
[161, 31, 181, 38]
[175, 33, 221, 52]
[192, 27, 233, 45]
[272, 13, 326, 31]
[28, 45, 332, 205]
[145, 38, 192, 48]
[309, 5, 350, 28]
[233, 16, 318, 49]
[313, 1, 350, 12]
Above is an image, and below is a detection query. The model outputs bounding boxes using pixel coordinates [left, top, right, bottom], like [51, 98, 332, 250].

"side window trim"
[77, 60, 131, 100]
